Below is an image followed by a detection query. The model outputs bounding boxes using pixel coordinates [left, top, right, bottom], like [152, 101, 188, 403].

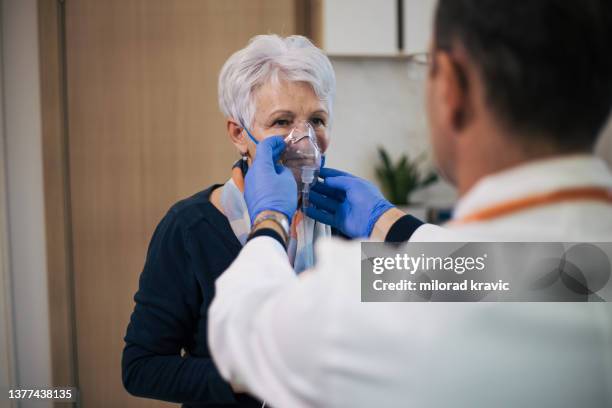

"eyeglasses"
[408, 52, 431, 67]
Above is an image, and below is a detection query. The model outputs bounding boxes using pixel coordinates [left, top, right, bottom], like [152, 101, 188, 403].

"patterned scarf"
[220, 160, 331, 273]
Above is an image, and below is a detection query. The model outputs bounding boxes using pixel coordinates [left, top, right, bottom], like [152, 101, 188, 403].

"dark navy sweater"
[122, 185, 261, 407]
[121, 181, 423, 407]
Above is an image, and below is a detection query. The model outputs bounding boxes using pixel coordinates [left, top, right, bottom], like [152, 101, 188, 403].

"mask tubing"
[300, 167, 316, 211]
[302, 182, 310, 210]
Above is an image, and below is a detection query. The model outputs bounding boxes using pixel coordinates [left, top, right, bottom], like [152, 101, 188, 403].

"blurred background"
[0, 0, 611, 407]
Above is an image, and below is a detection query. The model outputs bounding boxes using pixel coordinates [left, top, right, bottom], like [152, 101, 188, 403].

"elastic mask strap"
[240, 120, 259, 145]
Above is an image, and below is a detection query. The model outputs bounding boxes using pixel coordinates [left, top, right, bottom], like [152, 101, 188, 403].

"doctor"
[209, 1, 612, 407]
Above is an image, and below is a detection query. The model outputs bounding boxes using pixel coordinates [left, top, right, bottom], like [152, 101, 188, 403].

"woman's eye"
[310, 118, 326, 127]
[273, 119, 291, 127]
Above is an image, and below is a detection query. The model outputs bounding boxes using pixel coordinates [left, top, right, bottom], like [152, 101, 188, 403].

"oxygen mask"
[281, 122, 322, 209]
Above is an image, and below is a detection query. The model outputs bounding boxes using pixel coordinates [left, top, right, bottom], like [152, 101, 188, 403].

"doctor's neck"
[451, 117, 592, 198]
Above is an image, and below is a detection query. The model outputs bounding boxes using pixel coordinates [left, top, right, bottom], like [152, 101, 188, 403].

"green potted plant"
[375, 147, 438, 212]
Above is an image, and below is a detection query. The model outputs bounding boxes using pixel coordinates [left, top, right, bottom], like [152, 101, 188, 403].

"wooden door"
[57, 1, 304, 406]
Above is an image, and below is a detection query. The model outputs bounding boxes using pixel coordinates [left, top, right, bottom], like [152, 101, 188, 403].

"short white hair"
[218, 34, 336, 128]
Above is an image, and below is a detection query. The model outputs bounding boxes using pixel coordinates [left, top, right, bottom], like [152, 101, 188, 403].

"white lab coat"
[209, 155, 612, 408]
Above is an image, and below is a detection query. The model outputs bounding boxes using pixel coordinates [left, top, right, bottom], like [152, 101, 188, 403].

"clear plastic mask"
[281, 122, 322, 190]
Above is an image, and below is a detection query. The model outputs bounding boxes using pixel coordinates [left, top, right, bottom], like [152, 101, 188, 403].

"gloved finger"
[279, 172, 299, 199]
[260, 134, 286, 149]
[304, 206, 335, 227]
[269, 136, 288, 162]
[309, 190, 339, 214]
[320, 154, 326, 170]
[256, 136, 286, 165]
[274, 162, 284, 174]
[311, 181, 346, 201]
[319, 167, 354, 179]
[321, 175, 355, 193]
[277, 166, 298, 187]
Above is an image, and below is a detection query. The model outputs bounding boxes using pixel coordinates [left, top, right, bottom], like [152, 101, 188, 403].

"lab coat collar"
[453, 155, 612, 220]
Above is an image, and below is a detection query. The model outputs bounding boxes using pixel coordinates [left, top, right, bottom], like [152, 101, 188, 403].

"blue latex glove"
[305, 168, 394, 238]
[244, 136, 298, 223]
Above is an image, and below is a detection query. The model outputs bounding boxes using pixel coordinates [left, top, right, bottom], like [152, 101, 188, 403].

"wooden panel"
[295, 0, 323, 47]
[310, 0, 324, 48]
[63, 1, 298, 406]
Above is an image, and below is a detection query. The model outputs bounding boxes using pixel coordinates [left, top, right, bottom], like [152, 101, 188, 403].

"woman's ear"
[227, 119, 248, 154]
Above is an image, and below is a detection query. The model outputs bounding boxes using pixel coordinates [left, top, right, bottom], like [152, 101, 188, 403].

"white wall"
[2, 1, 52, 407]
[325, 57, 612, 208]
[325, 56, 457, 207]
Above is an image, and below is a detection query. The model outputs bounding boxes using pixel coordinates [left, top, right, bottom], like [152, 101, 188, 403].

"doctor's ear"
[227, 119, 248, 154]
[432, 51, 473, 133]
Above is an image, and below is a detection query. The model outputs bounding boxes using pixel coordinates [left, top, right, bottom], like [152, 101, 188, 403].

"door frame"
[37, 0, 79, 394]
[0, 3, 17, 402]
[3, 0, 54, 402]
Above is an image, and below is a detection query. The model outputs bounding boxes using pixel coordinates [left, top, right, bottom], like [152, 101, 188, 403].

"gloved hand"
[244, 136, 298, 223]
[305, 168, 395, 238]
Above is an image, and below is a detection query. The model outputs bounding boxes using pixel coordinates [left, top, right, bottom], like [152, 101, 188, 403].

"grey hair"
[218, 34, 336, 128]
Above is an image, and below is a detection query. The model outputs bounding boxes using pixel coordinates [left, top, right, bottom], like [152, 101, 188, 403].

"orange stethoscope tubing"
[452, 187, 612, 225]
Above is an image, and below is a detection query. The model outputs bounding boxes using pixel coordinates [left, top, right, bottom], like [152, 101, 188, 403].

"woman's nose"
[286, 121, 314, 142]
[292, 120, 311, 134]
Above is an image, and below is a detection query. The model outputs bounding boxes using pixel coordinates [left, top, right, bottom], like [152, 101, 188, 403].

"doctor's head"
[218, 34, 336, 164]
[425, 0, 612, 194]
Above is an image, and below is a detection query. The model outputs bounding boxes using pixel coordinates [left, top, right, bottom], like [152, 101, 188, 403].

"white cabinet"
[402, 0, 437, 54]
[322, 0, 397, 56]
[320, 0, 437, 56]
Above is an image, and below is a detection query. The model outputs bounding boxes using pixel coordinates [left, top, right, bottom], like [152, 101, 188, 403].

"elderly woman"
[122, 35, 336, 407]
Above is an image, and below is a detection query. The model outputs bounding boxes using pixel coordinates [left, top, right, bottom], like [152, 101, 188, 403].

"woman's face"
[245, 80, 330, 161]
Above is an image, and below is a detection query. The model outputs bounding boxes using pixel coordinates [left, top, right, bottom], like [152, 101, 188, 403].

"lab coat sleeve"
[208, 236, 337, 408]
[411, 223, 468, 241]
